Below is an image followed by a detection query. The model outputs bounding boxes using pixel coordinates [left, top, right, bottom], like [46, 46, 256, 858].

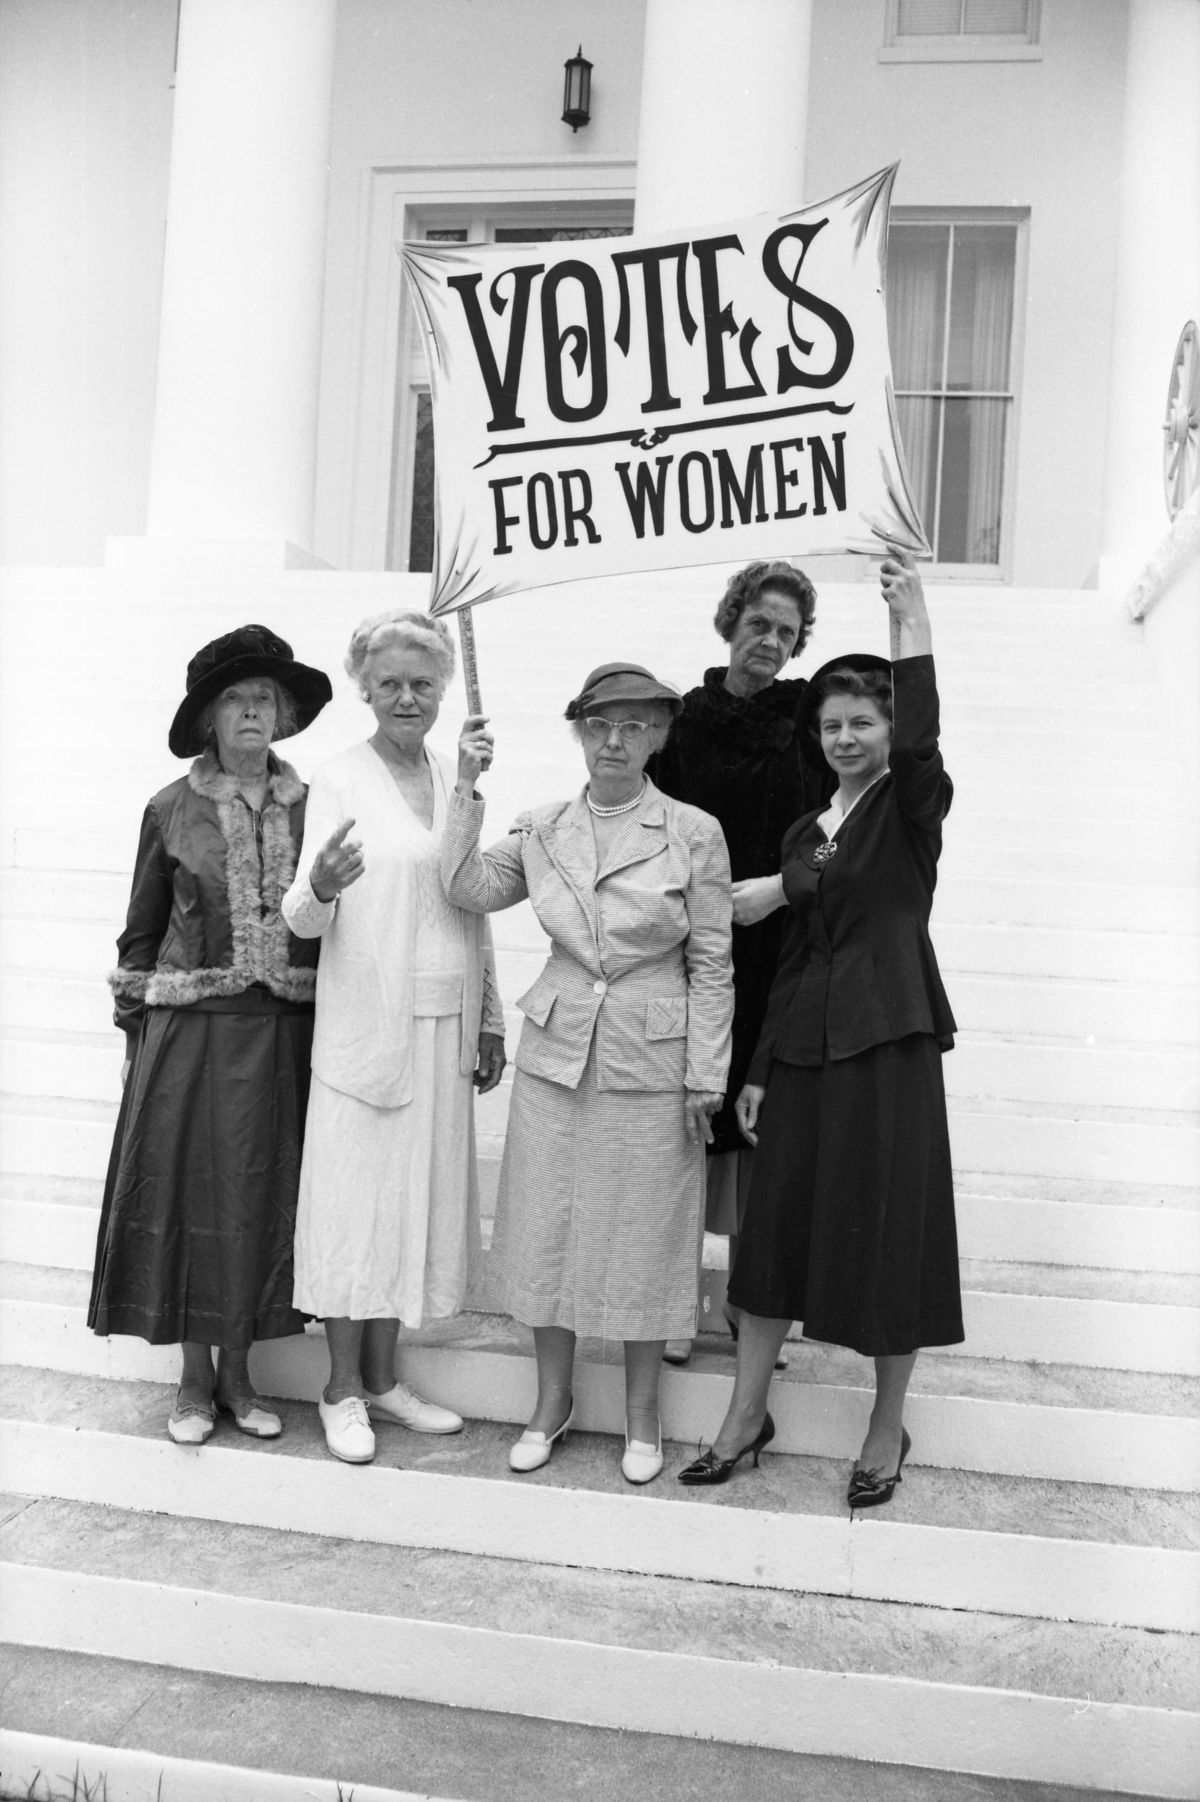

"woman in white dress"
[282, 609, 506, 1464]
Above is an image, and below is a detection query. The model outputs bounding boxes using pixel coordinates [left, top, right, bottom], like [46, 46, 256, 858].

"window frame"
[887, 206, 1028, 580]
[880, 0, 1042, 62]
[331, 157, 635, 572]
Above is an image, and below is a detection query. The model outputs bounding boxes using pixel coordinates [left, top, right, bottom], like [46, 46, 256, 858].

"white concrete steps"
[954, 1172, 1200, 1275]
[945, 1093, 1198, 1188]
[4, 1277, 1198, 1491]
[9, 1017, 1198, 1113]
[3, 1486, 1196, 1798]
[950, 972, 1199, 1047]
[3, 1370, 1197, 1635]
[947, 1032, 1200, 1111]
[12, 1645, 1071, 1802]
[0, 1724, 436, 1802]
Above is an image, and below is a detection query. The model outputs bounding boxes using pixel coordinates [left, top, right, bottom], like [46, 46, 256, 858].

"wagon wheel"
[1163, 319, 1200, 520]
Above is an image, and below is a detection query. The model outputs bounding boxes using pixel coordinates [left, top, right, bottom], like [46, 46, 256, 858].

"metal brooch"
[810, 840, 838, 866]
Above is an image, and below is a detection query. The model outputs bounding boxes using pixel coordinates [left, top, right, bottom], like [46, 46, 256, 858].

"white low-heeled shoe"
[509, 1406, 573, 1473]
[167, 1398, 215, 1446]
[621, 1428, 664, 1486]
[216, 1398, 282, 1439]
[319, 1394, 376, 1464]
[365, 1382, 463, 1435]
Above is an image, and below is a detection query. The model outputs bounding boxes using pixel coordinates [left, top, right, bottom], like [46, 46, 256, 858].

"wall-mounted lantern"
[562, 47, 592, 131]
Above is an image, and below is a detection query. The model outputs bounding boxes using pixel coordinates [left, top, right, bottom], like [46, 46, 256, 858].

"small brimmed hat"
[168, 623, 333, 758]
[564, 661, 683, 720]
[797, 652, 892, 769]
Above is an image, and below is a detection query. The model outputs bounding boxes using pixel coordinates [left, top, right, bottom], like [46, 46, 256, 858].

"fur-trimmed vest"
[110, 751, 318, 1048]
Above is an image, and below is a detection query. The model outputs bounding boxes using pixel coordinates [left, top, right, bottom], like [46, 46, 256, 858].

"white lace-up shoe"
[365, 1382, 463, 1435]
[318, 1393, 376, 1463]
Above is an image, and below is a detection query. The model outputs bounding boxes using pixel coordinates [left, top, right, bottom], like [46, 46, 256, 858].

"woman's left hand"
[684, 1089, 724, 1145]
[880, 548, 933, 657]
[474, 1030, 506, 1093]
[731, 874, 785, 926]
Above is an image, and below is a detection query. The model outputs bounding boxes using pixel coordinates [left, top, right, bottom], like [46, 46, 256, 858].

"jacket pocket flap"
[516, 980, 557, 1028]
[645, 995, 687, 1040]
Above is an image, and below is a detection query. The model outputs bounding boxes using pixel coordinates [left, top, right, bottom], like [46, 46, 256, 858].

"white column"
[139, 0, 337, 563]
[634, 0, 812, 233]
[1099, 0, 1200, 586]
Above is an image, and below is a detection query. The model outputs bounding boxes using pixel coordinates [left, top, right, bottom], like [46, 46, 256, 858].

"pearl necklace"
[586, 778, 646, 817]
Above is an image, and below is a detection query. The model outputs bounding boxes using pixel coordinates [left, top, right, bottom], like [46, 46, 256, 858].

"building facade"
[2, 0, 1196, 596]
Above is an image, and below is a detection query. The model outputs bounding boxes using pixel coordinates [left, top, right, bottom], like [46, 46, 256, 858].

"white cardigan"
[282, 741, 503, 1109]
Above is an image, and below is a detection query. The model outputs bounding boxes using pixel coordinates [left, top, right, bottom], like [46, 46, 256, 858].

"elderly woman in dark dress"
[89, 626, 332, 1444]
[679, 555, 962, 1507]
[650, 560, 831, 1363]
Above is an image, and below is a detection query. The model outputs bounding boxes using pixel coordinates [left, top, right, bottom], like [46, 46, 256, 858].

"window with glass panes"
[393, 217, 632, 573]
[886, 217, 1020, 567]
[890, 0, 1037, 42]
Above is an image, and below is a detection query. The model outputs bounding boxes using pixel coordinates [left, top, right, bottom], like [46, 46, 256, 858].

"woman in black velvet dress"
[650, 561, 831, 1361]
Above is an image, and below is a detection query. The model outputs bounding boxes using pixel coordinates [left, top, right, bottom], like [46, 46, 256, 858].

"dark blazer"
[747, 654, 956, 1079]
[110, 750, 318, 1052]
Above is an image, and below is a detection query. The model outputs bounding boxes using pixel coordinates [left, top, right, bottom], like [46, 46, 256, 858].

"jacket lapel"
[540, 795, 600, 935]
[596, 788, 669, 881]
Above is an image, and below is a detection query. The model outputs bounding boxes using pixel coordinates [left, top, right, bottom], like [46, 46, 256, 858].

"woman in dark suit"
[678, 552, 962, 1507]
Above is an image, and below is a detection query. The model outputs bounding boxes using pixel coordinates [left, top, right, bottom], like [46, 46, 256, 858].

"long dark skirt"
[88, 991, 313, 1349]
[727, 1034, 963, 1357]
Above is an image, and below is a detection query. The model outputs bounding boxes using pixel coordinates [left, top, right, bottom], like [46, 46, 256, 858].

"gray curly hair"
[344, 608, 456, 700]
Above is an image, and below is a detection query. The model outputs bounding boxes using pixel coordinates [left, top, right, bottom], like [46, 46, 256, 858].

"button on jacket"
[748, 655, 956, 1079]
[441, 781, 733, 1096]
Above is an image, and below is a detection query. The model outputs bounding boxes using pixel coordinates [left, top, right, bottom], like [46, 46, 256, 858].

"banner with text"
[402, 166, 929, 616]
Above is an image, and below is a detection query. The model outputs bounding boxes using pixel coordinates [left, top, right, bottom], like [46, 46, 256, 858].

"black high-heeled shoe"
[676, 1412, 775, 1486]
[847, 1427, 911, 1510]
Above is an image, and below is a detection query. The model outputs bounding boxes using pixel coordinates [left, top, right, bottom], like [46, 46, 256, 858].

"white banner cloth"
[402, 166, 929, 616]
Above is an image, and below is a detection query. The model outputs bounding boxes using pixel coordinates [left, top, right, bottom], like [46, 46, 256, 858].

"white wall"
[0, 0, 176, 565]
[312, 0, 647, 569]
[806, 0, 1127, 589]
[0, 0, 1133, 590]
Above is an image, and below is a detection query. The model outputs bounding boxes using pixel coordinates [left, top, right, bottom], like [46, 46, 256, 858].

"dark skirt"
[726, 1035, 963, 1357]
[88, 991, 313, 1349]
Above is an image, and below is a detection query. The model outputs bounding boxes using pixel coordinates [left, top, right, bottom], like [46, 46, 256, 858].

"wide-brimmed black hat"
[797, 652, 892, 769]
[564, 661, 683, 720]
[168, 624, 333, 758]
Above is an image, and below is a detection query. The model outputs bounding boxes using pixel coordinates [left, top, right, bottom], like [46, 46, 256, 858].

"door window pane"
[407, 392, 436, 574]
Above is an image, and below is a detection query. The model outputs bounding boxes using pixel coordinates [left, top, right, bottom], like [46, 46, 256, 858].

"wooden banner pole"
[456, 605, 483, 717]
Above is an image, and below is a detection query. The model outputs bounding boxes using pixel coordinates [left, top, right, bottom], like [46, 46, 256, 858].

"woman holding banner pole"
[283, 609, 506, 1465]
[443, 661, 733, 1486]
[649, 559, 832, 1365]
[678, 553, 962, 1507]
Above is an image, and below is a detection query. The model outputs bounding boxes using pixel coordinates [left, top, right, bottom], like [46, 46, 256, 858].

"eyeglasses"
[580, 716, 654, 742]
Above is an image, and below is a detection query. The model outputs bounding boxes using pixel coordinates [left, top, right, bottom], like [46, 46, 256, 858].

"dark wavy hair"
[814, 665, 894, 726]
[713, 560, 816, 658]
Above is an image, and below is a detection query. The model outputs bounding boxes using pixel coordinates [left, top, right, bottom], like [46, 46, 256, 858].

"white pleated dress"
[290, 751, 484, 1327]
